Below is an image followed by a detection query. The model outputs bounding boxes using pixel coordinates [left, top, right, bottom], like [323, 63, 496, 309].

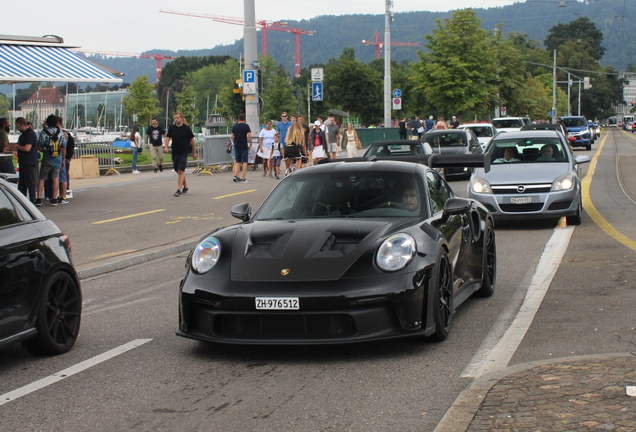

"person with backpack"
[57, 116, 74, 204]
[35, 114, 66, 206]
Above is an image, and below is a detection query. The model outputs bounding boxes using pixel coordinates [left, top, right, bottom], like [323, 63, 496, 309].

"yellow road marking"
[91, 250, 137, 260]
[582, 134, 636, 252]
[92, 209, 166, 224]
[213, 189, 257, 199]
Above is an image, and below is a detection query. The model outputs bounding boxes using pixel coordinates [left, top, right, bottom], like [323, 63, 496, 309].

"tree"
[121, 75, 160, 127]
[323, 48, 383, 125]
[489, 29, 529, 117]
[544, 17, 605, 62]
[217, 86, 244, 126]
[412, 9, 496, 119]
[0, 93, 10, 118]
[175, 85, 199, 127]
[509, 77, 551, 120]
[259, 55, 296, 121]
[186, 58, 241, 121]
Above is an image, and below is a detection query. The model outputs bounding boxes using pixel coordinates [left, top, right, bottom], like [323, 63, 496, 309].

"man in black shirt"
[9, 117, 39, 203]
[164, 112, 197, 197]
[146, 117, 166, 172]
[230, 113, 252, 183]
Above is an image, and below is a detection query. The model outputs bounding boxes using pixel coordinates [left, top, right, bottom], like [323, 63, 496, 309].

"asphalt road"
[0, 130, 634, 431]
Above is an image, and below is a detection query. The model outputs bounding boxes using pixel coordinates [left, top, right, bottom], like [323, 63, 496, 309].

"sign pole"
[244, 0, 259, 134]
[383, 0, 392, 128]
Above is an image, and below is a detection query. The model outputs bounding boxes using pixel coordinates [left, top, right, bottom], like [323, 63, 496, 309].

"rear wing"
[317, 154, 490, 172]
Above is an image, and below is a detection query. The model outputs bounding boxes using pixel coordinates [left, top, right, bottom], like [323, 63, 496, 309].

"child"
[269, 133, 283, 179]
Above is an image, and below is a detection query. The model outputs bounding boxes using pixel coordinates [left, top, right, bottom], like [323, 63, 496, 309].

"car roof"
[491, 130, 561, 140]
[369, 140, 426, 146]
[299, 159, 424, 175]
[459, 123, 494, 127]
[424, 129, 469, 135]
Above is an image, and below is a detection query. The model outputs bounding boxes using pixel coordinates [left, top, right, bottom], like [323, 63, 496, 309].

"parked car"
[421, 129, 483, 180]
[561, 116, 592, 150]
[363, 140, 434, 158]
[0, 178, 82, 355]
[177, 155, 496, 344]
[490, 117, 531, 133]
[458, 123, 497, 150]
[468, 130, 590, 224]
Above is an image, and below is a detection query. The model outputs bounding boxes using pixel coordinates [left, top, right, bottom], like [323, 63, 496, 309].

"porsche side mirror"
[231, 203, 252, 222]
[443, 197, 472, 216]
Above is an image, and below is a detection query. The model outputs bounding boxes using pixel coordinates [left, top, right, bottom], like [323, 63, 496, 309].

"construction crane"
[160, 9, 315, 77]
[73, 50, 176, 81]
[362, 32, 420, 59]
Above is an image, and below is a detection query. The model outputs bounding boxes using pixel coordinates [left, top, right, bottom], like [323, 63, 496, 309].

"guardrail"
[192, 135, 234, 175]
[73, 141, 119, 175]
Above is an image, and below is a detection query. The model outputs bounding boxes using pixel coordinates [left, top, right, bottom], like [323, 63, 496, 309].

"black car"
[177, 155, 496, 345]
[421, 129, 482, 179]
[363, 140, 434, 158]
[0, 178, 82, 355]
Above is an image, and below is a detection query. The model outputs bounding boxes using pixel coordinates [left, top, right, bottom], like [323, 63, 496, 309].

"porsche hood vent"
[231, 220, 391, 281]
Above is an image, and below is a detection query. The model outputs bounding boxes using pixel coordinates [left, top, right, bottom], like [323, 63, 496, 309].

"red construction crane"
[73, 50, 175, 81]
[160, 9, 314, 77]
[361, 32, 420, 59]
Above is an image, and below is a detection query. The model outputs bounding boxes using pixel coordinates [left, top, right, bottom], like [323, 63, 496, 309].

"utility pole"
[552, 50, 557, 124]
[244, 0, 259, 134]
[383, 0, 392, 128]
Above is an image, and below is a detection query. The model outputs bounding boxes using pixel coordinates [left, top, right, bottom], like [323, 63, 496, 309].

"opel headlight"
[551, 174, 574, 191]
[192, 236, 221, 274]
[471, 177, 492, 194]
[376, 234, 416, 272]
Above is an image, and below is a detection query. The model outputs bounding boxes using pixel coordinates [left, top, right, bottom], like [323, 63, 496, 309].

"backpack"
[42, 128, 60, 158]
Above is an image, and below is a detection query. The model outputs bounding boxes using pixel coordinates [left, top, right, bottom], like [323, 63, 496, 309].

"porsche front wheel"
[430, 252, 453, 342]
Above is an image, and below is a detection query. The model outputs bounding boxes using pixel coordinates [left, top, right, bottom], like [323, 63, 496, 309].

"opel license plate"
[511, 197, 532, 204]
[256, 297, 299, 310]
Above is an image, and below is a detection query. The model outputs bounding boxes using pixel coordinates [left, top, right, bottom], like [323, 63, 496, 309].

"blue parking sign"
[243, 70, 255, 83]
[312, 82, 323, 101]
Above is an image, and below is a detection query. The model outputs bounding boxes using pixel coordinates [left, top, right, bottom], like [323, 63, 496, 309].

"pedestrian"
[282, 121, 304, 173]
[325, 115, 341, 159]
[130, 125, 141, 174]
[416, 116, 425, 139]
[316, 115, 326, 132]
[36, 114, 66, 206]
[0, 118, 15, 174]
[435, 117, 448, 130]
[56, 116, 73, 204]
[309, 120, 327, 164]
[398, 117, 407, 140]
[230, 113, 252, 183]
[146, 117, 166, 173]
[298, 115, 310, 166]
[9, 117, 38, 203]
[344, 122, 362, 158]
[269, 132, 282, 179]
[259, 120, 275, 178]
[277, 111, 292, 169]
[164, 112, 197, 196]
[425, 115, 435, 133]
[450, 116, 460, 129]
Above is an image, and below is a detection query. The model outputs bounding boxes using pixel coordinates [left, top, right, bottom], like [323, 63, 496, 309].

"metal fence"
[193, 135, 234, 175]
[73, 141, 119, 175]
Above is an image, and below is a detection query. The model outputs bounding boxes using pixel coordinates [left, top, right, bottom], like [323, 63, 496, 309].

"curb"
[77, 237, 201, 279]
[434, 352, 636, 432]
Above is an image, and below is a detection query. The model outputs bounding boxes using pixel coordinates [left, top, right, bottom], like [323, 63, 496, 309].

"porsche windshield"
[489, 138, 569, 164]
[256, 171, 425, 220]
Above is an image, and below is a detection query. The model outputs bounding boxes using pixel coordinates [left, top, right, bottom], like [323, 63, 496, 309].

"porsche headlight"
[376, 233, 416, 272]
[191, 237, 221, 274]
[471, 177, 492, 194]
[551, 174, 574, 191]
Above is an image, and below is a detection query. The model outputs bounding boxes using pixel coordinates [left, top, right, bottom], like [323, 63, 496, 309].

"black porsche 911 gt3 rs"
[177, 155, 496, 345]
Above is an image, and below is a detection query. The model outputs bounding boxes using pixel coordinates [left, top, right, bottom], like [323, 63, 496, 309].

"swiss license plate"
[511, 197, 532, 204]
[255, 297, 299, 310]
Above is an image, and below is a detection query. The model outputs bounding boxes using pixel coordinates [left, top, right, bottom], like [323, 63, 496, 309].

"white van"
[491, 117, 531, 133]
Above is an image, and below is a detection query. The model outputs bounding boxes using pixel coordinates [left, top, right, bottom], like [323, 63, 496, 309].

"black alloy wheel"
[475, 222, 496, 297]
[430, 252, 453, 341]
[24, 272, 82, 355]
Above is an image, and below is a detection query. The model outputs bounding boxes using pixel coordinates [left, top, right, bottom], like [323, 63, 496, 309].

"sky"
[5, 0, 525, 54]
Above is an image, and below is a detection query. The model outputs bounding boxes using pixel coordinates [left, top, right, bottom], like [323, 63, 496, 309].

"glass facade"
[65, 90, 129, 131]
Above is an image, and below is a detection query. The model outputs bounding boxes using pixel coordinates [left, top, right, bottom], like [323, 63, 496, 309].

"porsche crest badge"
[281, 269, 290, 276]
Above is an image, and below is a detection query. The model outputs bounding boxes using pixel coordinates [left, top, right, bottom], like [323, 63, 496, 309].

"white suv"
[491, 117, 531, 133]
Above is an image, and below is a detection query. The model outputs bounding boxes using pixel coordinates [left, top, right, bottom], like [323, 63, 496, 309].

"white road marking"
[0, 339, 152, 406]
[462, 224, 575, 378]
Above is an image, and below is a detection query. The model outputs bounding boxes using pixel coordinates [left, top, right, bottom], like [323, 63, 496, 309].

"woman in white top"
[344, 123, 361, 158]
[259, 120, 276, 177]
[130, 125, 141, 174]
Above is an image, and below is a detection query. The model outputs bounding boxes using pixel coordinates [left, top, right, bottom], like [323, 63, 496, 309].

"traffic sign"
[500, 106, 507, 115]
[312, 82, 323, 101]
[311, 68, 324, 82]
[243, 70, 255, 83]
[392, 89, 401, 98]
[392, 97, 402, 110]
